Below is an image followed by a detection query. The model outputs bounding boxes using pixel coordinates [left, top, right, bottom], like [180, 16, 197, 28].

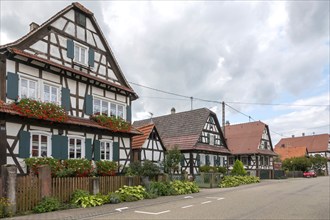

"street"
[83, 177, 330, 220]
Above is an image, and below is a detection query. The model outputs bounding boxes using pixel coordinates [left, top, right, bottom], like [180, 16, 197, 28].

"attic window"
[75, 11, 86, 27]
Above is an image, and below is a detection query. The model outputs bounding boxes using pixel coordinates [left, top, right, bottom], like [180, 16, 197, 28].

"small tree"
[282, 157, 311, 172]
[231, 160, 247, 176]
[309, 155, 327, 175]
[164, 145, 182, 177]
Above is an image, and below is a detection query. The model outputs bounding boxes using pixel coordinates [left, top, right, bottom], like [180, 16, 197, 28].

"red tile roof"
[0, 104, 141, 135]
[274, 146, 308, 160]
[132, 124, 155, 149]
[225, 121, 277, 156]
[275, 134, 330, 153]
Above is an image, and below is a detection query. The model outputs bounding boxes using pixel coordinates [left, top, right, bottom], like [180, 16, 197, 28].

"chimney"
[302, 133, 305, 136]
[171, 107, 176, 114]
[225, 120, 230, 126]
[29, 22, 39, 32]
[292, 135, 295, 138]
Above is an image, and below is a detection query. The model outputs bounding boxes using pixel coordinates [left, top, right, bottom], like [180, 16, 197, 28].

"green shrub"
[72, 194, 108, 208]
[115, 185, 146, 202]
[0, 197, 12, 218]
[70, 189, 90, 204]
[95, 160, 118, 176]
[24, 157, 63, 177]
[33, 197, 61, 213]
[217, 166, 227, 175]
[140, 160, 161, 179]
[199, 165, 212, 172]
[219, 176, 260, 188]
[149, 181, 173, 196]
[64, 159, 94, 177]
[170, 180, 200, 195]
[108, 192, 122, 204]
[231, 160, 247, 176]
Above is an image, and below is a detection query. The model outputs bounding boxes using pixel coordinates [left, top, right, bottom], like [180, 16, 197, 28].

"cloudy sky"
[1, 0, 329, 144]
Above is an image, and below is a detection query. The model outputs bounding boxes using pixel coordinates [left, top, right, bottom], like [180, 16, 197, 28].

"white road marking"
[206, 197, 225, 200]
[181, 205, 194, 209]
[184, 196, 193, 199]
[115, 207, 128, 212]
[201, 201, 212, 204]
[217, 197, 225, 200]
[135, 210, 170, 215]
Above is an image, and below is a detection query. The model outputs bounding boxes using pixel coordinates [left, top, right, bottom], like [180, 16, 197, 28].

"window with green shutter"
[126, 105, 131, 122]
[84, 95, 93, 115]
[113, 142, 119, 161]
[94, 140, 100, 161]
[52, 135, 68, 160]
[61, 87, 71, 111]
[67, 39, 74, 59]
[19, 131, 30, 158]
[88, 48, 94, 67]
[85, 139, 92, 160]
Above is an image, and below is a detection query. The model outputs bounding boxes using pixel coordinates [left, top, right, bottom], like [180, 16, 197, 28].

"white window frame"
[100, 140, 113, 161]
[18, 74, 39, 100]
[42, 82, 60, 104]
[68, 135, 85, 159]
[93, 96, 126, 119]
[74, 41, 88, 65]
[30, 131, 51, 157]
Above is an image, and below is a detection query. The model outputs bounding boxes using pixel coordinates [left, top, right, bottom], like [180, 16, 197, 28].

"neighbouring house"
[274, 145, 308, 161]
[0, 2, 140, 174]
[225, 121, 277, 178]
[133, 108, 231, 175]
[275, 134, 330, 175]
[131, 123, 166, 165]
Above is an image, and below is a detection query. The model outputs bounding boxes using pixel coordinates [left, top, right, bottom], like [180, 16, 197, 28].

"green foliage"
[95, 160, 118, 176]
[24, 157, 63, 177]
[128, 160, 160, 179]
[231, 160, 247, 176]
[282, 157, 312, 172]
[164, 145, 182, 175]
[33, 197, 61, 213]
[149, 181, 173, 196]
[72, 192, 108, 208]
[115, 185, 146, 202]
[91, 114, 131, 132]
[108, 192, 122, 204]
[0, 197, 12, 218]
[70, 189, 90, 204]
[64, 159, 94, 177]
[128, 161, 142, 176]
[217, 166, 227, 175]
[309, 155, 327, 174]
[219, 176, 260, 188]
[199, 165, 212, 172]
[170, 180, 200, 195]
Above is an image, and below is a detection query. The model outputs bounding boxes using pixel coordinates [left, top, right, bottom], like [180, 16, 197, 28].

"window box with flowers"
[91, 115, 131, 132]
[12, 98, 68, 123]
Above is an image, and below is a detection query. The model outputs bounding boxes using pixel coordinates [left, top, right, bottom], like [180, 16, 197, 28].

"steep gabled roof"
[0, 2, 137, 99]
[225, 121, 277, 156]
[275, 134, 329, 153]
[133, 108, 229, 153]
[274, 146, 308, 160]
[132, 124, 155, 149]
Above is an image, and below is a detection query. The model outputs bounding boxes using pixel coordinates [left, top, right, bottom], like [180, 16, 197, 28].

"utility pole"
[222, 101, 225, 137]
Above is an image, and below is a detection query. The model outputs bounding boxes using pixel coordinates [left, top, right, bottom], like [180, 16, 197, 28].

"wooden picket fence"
[16, 175, 41, 213]
[99, 176, 141, 195]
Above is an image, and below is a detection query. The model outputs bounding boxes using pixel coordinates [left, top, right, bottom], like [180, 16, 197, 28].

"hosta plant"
[115, 185, 146, 202]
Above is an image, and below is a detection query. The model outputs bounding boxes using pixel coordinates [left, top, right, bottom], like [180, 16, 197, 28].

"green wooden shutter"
[19, 131, 30, 158]
[126, 105, 131, 122]
[206, 155, 210, 165]
[217, 156, 220, 166]
[196, 154, 200, 166]
[85, 139, 92, 160]
[180, 155, 185, 166]
[67, 39, 74, 59]
[84, 95, 93, 115]
[88, 48, 94, 67]
[7, 72, 19, 100]
[214, 156, 217, 166]
[113, 142, 119, 161]
[207, 133, 210, 144]
[61, 87, 71, 111]
[52, 135, 68, 160]
[94, 140, 100, 161]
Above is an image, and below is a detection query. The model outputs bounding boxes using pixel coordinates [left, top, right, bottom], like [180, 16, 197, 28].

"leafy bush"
[127, 160, 160, 179]
[219, 176, 260, 188]
[64, 159, 94, 177]
[170, 180, 200, 195]
[33, 197, 61, 213]
[115, 185, 146, 202]
[70, 189, 90, 204]
[199, 165, 212, 172]
[217, 166, 227, 175]
[163, 146, 182, 175]
[231, 160, 247, 176]
[108, 192, 122, 204]
[95, 160, 118, 176]
[0, 197, 12, 218]
[24, 157, 63, 177]
[149, 181, 173, 196]
[72, 193, 108, 208]
[128, 161, 142, 176]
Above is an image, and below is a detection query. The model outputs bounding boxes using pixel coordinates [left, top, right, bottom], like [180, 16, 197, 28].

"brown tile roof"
[0, 104, 141, 135]
[275, 134, 330, 153]
[274, 146, 308, 160]
[132, 124, 155, 149]
[133, 108, 230, 153]
[225, 121, 277, 156]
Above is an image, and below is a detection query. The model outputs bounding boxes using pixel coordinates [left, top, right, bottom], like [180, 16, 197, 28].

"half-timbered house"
[131, 123, 166, 165]
[225, 121, 277, 178]
[133, 108, 230, 175]
[275, 134, 330, 175]
[0, 2, 140, 174]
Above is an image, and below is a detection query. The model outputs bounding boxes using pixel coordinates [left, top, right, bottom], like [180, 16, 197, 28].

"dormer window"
[74, 42, 88, 65]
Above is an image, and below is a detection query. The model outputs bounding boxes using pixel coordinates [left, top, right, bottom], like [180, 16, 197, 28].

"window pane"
[76, 139, 81, 158]
[29, 81, 37, 99]
[51, 87, 58, 103]
[41, 135, 48, 157]
[102, 101, 108, 116]
[106, 143, 110, 160]
[110, 103, 116, 116]
[32, 135, 39, 157]
[81, 48, 86, 64]
[21, 79, 28, 98]
[118, 105, 124, 119]
[93, 99, 101, 115]
[44, 85, 50, 102]
[74, 45, 79, 62]
[69, 138, 75, 158]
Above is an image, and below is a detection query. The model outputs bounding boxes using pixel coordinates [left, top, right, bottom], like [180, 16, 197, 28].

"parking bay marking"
[201, 201, 212, 205]
[135, 210, 170, 215]
[181, 205, 194, 209]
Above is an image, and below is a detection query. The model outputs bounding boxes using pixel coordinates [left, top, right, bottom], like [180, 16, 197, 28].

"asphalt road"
[82, 177, 330, 220]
